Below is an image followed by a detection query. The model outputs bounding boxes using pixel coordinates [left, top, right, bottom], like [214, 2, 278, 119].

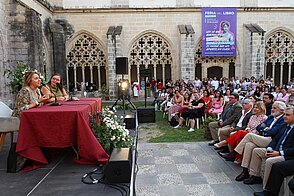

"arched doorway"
[207, 66, 223, 79]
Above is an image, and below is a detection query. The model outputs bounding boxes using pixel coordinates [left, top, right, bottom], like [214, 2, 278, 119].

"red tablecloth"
[16, 98, 109, 168]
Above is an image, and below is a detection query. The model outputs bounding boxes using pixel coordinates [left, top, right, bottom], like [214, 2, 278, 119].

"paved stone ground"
[135, 142, 263, 196]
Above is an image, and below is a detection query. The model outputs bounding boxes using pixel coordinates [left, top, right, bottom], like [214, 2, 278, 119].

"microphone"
[42, 82, 61, 106]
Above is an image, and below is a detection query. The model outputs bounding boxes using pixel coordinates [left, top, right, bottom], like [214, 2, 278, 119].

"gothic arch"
[265, 28, 294, 86]
[65, 31, 107, 91]
[194, 37, 238, 79]
[128, 30, 174, 83]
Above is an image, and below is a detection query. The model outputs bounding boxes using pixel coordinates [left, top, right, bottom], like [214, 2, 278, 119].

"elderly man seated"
[234, 101, 287, 182]
[208, 93, 242, 146]
[243, 106, 294, 195]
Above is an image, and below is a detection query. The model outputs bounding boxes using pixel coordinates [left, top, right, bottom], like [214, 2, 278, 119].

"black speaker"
[116, 57, 128, 75]
[137, 107, 156, 123]
[124, 114, 136, 129]
[104, 148, 132, 183]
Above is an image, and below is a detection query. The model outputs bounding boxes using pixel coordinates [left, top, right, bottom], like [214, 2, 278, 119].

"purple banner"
[202, 8, 237, 57]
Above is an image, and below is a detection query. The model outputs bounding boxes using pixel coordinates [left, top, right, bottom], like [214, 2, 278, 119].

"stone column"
[178, 25, 195, 82]
[107, 33, 116, 98]
[244, 25, 266, 79]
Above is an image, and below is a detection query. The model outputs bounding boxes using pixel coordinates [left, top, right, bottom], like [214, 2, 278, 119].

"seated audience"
[167, 89, 183, 122]
[262, 93, 274, 116]
[174, 92, 205, 132]
[254, 159, 294, 196]
[215, 101, 267, 163]
[243, 106, 294, 191]
[276, 88, 289, 102]
[286, 88, 294, 106]
[234, 101, 287, 182]
[13, 71, 49, 118]
[208, 90, 224, 118]
[201, 90, 212, 115]
[208, 93, 242, 145]
[41, 73, 68, 103]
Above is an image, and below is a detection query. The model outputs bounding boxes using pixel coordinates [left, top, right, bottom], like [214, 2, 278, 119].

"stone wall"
[0, 0, 11, 105]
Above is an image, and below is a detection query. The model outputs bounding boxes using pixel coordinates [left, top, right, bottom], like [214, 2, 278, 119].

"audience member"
[174, 92, 205, 132]
[234, 101, 287, 182]
[262, 93, 274, 116]
[243, 106, 294, 189]
[254, 159, 294, 196]
[208, 90, 224, 118]
[208, 93, 242, 145]
[215, 101, 267, 163]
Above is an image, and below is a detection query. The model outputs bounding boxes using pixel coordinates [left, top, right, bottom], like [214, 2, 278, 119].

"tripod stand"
[111, 90, 136, 114]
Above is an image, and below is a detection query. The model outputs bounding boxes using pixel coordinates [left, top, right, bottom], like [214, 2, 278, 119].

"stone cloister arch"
[265, 29, 294, 86]
[194, 40, 236, 80]
[66, 32, 107, 91]
[129, 32, 173, 83]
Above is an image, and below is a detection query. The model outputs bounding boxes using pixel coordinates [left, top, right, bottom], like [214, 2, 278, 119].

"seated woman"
[12, 71, 49, 118]
[177, 92, 193, 117]
[201, 90, 212, 116]
[214, 101, 267, 164]
[174, 92, 205, 132]
[41, 73, 68, 103]
[208, 90, 224, 118]
[167, 89, 183, 122]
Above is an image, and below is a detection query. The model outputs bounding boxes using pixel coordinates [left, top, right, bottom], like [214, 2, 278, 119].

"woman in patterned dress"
[13, 71, 49, 118]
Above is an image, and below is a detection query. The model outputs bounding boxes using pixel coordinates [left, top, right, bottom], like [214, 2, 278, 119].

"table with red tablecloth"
[16, 98, 109, 169]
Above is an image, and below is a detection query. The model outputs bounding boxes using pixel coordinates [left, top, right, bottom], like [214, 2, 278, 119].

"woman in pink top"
[208, 91, 224, 118]
[276, 88, 289, 102]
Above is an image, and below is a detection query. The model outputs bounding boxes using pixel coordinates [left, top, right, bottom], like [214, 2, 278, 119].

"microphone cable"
[81, 166, 129, 196]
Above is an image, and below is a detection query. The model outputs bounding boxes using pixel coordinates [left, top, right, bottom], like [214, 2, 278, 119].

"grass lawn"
[148, 111, 209, 143]
[102, 100, 209, 143]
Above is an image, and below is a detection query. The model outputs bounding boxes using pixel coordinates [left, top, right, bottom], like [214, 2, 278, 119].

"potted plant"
[3, 61, 45, 93]
[91, 107, 132, 154]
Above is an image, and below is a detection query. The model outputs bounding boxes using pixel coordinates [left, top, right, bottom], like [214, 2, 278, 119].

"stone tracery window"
[129, 33, 172, 82]
[265, 30, 294, 85]
[66, 34, 106, 91]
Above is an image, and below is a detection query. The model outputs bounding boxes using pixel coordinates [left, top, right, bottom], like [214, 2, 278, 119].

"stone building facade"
[1, 0, 294, 103]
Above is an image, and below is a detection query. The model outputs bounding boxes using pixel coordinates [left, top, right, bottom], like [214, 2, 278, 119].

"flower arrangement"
[3, 61, 45, 93]
[92, 107, 132, 154]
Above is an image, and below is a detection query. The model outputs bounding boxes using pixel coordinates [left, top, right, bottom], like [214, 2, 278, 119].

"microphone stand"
[50, 93, 61, 106]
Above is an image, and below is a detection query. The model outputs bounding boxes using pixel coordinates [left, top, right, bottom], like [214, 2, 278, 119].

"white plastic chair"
[0, 101, 20, 151]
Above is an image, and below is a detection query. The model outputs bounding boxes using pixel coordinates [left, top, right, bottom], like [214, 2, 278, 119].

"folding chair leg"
[196, 118, 200, 129]
[0, 132, 7, 151]
[10, 132, 14, 147]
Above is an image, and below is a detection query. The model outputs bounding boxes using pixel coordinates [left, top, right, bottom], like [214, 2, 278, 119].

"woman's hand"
[39, 95, 50, 103]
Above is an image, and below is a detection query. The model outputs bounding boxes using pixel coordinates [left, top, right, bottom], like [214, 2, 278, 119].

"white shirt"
[236, 109, 252, 128]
